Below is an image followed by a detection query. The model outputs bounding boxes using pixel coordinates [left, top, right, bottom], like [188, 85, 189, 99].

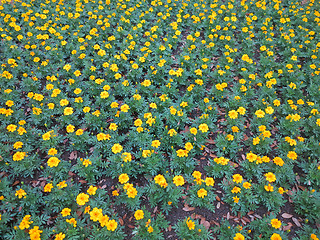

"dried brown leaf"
[281, 213, 293, 219]
[292, 217, 301, 227]
[183, 205, 195, 212]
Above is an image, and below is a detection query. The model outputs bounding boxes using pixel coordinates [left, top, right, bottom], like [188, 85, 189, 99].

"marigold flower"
[186, 217, 195, 230]
[270, 233, 282, 240]
[61, 208, 71, 217]
[106, 219, 118, 231]
[90, 207, 103, 222]
[265, 184, 274, 192]
[47, 157, 60, 167]
[197, 188, 207, 198]
[271, 219, 281, 229]
[87, 186, 97, 195]
[287, 151, 297, 160]
[233, 174, 243, 184]
[265, 172, 276, 182]
[64, 107, 73, 115]
[228, 110, 238, 119]
[234, 233, 245, 240]
[55, 233, 66, 240]
[119, 173, 129, 184]
[173, 175, 185, 186]
[76, 193, 89, 205]
[112, 143, 123, 154]
[198, 123, 209, 133]
[134, 210, 144, 220]
[154, 174, 168, 188]
[15, 189, 26, 199]
[44, 183, 53, 192]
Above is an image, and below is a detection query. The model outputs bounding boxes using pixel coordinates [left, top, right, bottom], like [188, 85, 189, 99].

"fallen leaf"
[292, 217, 301, 227]
[216, 196, 221, 201]
[153, 206, 158, 213]
[79, 180, 87, 184]
[210, 220, 220, 227]
[217, 202, 221, 209]
[183, 205, 195, 212]
[119, 218, 124, 226]
[76, 210, 82, 217]
[202, 221, 210, 229]
[281, 213, 293, 219]
[227, 212, 230, 220]
[167, 225, 172, 231]
[282, 222, 293, 231]
[69, 151, 77, 160]
[128, 225, 135, 229]
[206, 139, 215, 144]
[12, 180, 19, 186]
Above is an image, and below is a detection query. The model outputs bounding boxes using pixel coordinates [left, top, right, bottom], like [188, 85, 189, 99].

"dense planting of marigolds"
[0, 0, 320, 239]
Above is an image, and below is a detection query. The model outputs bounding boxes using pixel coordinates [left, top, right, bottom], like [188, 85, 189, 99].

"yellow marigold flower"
[134, 210, 144, 220]
[99, 215, 110, 227]
[106, 219, 118, 231]
[232, 186, 241, 194]
[44, 183, 53, 192]
[28, 226, 42, 240]
[48, 148, 57, 156]
[126, 186, 138, 198]
[228, 110, 238, 119]
[173, 175, 185, 186]
[198, 123, 209, 133]
[97, 133, 110, 141]
[7, 124, 17, 132]
[234, 233, 245, 240]
[233, 196, 240, 203]
[237, 107, 246, 115]
[270, 233, 282, 240]
[47, 157, 60, 167]
[190, 127, 197, 135]
[197, 188, 207, 198]
[13, 151, 26, 161]
[265, 172, 276, 182]
[64, 107, 73, 115]
[120, 104, 130, 112]
[186, 217, 195, 230]
[233, 174, 243, 184]
[205, 177, 215, 186]
[243, 182, 251, 189]
[57, 181, 67, 189]
[255, 109, 265, 118]
[271, 219, 281, 229]
[121, 152, 132, 162]
[74, 70, 81, 77]
[61, 208, 71, 217]
[112, 143, 123, 154]
[90, 207, 103, 222]
[66, 124, 75, 133]
[273, 157, 284, 166]
[154, 174, 168, 188]
[55, 233, 66, 240]
[287, 151, 297, 160]
[83, 106, 90, 113]
[66, 218, 77, 227]
[15, 189, 26, 199]
[109, 123, 118, 131]
[265, 184, 274, 192]
[87, 186, 97, 195]
[168, 129, 177, 136]
[13, 141, 23, 149]
[119, 173, 129, 184]
[151, 140, 161, 148]
[76, 193, 89, 205]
